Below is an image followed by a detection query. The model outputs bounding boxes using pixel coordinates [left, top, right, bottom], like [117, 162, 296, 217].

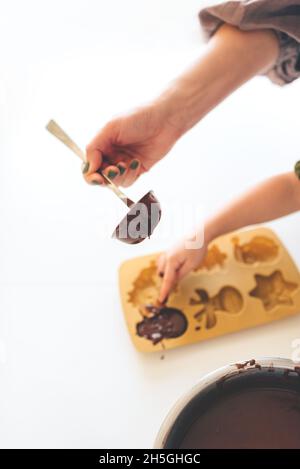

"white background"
[1, 0, 300, 449]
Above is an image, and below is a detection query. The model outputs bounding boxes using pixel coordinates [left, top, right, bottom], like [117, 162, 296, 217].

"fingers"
[113, 161, 128, 186]
[83, 155, 142, 188]
[102, 164, 121, 182]
[83, 150, 121, 186]
[121, 159, 142, 188]
[158, 259, 179, 304]
[104, 153, 130, 187]
[83, 145, 104, 185]
[83, 144, 142, 188]
[83, 115, 145, 187]
[157, 249, 195, 303]
[83, 120, 118, 185]
[157, 253, 166, 278]
[176, 260, 193, 283]
[101, 158, 141, 187]
[158, 259, 194, 304]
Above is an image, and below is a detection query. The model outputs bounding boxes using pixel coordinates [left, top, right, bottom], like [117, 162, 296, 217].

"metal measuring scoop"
[46, 120, 161, 244]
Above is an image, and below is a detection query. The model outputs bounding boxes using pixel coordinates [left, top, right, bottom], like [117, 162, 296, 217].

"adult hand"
[83, 101, 181, 187]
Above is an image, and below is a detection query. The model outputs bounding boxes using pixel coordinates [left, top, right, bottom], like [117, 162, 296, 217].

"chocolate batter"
[136, 306, 188, 345]
[164, 366, 300, 449]
[112, 191, 161, 244]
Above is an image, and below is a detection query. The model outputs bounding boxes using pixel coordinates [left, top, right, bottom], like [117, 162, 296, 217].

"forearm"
[157, 24, 279, 136]
[205, 172, 300, 243]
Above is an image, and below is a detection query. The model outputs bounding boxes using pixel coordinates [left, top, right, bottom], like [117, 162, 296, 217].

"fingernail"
[91, 180, 101, 185]
[130, 159, 139, 170]
[82, 162, 90, 174]
[107, 170, 118, 179]
[117, 164, 126, 175]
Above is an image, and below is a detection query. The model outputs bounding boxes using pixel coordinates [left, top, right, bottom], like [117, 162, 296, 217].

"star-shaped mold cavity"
[249, 270, 298, 311]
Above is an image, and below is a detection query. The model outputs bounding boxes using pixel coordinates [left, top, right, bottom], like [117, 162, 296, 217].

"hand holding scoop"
[46, 120, 161, 244]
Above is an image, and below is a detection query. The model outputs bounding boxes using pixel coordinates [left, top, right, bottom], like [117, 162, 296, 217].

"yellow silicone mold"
[118, 227, 300, 353]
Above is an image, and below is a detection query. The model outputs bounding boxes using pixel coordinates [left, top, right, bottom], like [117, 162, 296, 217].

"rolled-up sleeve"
[199, 0, 300, 85]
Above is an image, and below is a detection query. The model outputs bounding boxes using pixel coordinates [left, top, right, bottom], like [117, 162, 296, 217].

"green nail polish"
[130, 160, 139, 170]
[82, 162, 90, 174]
[107, 170, 117, 179]
[117, 164, 126, 175]
[91, 180, 101, 185]
[295, 161, 300, 180]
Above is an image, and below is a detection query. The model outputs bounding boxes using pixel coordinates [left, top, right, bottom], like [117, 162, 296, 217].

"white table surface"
[1, 0, 300, 449]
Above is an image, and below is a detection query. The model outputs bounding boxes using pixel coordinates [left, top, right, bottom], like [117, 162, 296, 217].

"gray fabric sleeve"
[199, 1, 300, 85]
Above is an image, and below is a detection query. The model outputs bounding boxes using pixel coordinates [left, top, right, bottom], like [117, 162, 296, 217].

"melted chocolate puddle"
[136, 306, 188, 345]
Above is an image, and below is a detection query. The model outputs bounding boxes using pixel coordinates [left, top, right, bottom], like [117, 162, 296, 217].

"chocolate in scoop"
[45, 121, 161, 244]
[112, 190, 161, 244]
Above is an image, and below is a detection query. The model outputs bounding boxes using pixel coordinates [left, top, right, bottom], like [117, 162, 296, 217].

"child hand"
[157, 237, 209, 303]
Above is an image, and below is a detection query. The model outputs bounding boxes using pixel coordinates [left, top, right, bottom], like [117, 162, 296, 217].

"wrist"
[204, 218, 223, 245]
[155, 80, 210, 139]
[186, 221, 216, 251]
[154, 25, 279, 141]
[152, 87, 189, 140]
